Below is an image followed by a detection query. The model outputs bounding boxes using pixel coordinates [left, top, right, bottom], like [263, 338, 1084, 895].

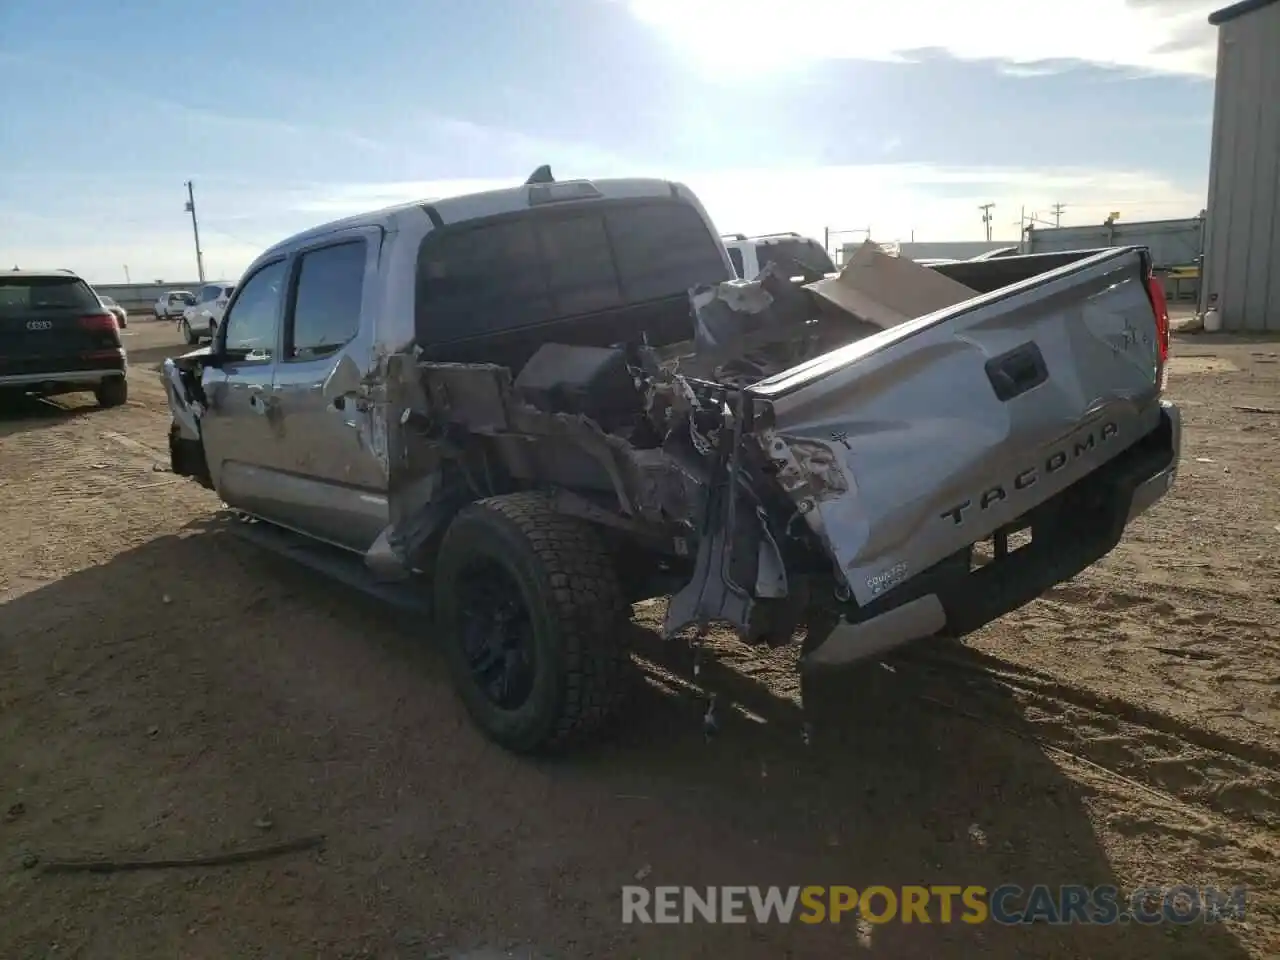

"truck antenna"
[525, 164, 555, 185]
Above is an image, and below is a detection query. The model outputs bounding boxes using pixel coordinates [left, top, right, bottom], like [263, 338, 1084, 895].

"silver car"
[97, 294, 128, 328]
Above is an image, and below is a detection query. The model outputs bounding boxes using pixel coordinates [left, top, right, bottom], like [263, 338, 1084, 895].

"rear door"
[265, 229, 386, 552]
[199, 259, 289, 519]
[193, 285, 220, 332]
[0, 275, 116, 380]
[210, 284, 235, 334]
[752, 247, 1166, 607]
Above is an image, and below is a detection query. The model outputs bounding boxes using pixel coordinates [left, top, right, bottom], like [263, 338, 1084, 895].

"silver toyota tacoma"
[162, 170, 1181, 753]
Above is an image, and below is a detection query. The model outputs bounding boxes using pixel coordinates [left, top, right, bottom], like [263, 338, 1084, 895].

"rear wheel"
[434, 492, 630, 753]
[181, 318, 198, 345]
[94, 376, 128, 408]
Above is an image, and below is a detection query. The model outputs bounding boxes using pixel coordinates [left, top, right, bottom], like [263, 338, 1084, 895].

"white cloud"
[289, 161, 1204, 247]
[623, 0, 1222, 77]
[2, 162, 1204, 283]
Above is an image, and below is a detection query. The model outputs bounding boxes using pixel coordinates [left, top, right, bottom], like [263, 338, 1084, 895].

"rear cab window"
[756, 239, 835, 278]
[414, 199, 727, 343]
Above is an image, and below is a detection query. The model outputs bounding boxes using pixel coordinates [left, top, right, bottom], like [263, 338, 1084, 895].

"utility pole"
[1050, 203, 1066, 228]
[184, 180, 206, 284]
[123, 265, 131, 283]
[978, 203, 995, 242]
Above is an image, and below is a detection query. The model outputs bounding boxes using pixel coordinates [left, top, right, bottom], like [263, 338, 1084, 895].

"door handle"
[247, 385, 276, 414]
[330, 391, 369, 414]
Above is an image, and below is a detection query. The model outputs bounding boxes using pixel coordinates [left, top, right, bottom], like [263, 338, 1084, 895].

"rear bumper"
[805, 400, 1182, 668]
[0, 366, 125, 388]
[1125, 401, 1181, 523]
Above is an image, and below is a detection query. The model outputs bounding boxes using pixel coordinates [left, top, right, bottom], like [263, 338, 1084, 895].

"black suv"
[0, 269, 128, 407]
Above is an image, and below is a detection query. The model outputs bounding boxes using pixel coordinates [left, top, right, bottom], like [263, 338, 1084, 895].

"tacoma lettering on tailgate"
[940, 421, 1119, 526]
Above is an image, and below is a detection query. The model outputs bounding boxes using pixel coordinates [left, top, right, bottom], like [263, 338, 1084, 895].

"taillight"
[79, 312, 119, 333]
[1144, 274, 1170, 391]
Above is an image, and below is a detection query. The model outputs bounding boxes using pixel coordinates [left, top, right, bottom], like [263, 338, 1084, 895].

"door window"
[221, 260, 286, 359]
[286, 241, 366, 361]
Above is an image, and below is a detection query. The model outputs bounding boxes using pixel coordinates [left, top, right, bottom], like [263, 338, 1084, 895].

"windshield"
[171, 292, 195, 304]
[0, 276, 101, 313]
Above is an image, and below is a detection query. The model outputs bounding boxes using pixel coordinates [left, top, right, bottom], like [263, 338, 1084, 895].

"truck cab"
[164, 176, 733, 554]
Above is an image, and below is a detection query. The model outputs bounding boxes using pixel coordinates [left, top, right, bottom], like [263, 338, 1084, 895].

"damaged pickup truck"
[162, 171, 1180, 753]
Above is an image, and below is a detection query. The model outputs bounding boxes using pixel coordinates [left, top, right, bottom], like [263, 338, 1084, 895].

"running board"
[227, 516, 432, 615]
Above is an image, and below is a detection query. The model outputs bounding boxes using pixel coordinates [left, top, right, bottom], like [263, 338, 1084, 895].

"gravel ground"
[0, 319, 1276, 959]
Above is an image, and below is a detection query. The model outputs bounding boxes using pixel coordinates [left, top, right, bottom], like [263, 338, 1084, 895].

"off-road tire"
[434, 492, 630, 753]
[94, 376, 128, 408]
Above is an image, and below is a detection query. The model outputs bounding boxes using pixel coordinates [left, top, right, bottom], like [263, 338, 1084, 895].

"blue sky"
[1, 0, 1222, 283]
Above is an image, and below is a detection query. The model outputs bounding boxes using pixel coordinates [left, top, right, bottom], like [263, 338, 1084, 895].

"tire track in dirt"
[898, 645, 1280, 832]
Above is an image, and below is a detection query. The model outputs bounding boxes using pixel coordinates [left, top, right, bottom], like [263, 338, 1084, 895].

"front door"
[199, 258, 288, 520]
[264, 231, 388, 552]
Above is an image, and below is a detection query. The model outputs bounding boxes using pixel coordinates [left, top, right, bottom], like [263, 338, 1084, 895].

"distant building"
[1202, 0, 1280, 332]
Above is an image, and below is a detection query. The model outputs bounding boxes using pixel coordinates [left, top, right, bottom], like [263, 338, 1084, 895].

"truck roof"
[262, 177, 691, 259]
[4, 268, 84, 279]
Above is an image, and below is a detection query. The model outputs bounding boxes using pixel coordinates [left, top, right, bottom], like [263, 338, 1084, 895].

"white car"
[180, 280, 236, 344]
[721, 232, 836, 281]
[155, 290, 195, 320]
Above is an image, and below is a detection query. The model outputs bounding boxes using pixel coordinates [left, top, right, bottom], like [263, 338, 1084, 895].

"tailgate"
[0, 276, 118, 376]
[749, 246, 1165, 608]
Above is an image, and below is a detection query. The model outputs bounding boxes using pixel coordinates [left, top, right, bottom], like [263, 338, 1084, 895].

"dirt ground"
[1, 317, 1277, 959]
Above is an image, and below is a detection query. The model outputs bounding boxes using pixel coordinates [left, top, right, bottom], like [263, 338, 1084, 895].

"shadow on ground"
[0, 390, 105, 438]
[0, 520, 1252, 959]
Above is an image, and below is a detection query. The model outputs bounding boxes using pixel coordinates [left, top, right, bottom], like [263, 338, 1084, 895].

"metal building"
[1202, 0, 1280, 331]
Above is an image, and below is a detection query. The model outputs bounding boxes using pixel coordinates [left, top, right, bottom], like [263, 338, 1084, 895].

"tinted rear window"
[0, 277, 100, 313]
[415, 200, 727, 342]
[757, 239, 835, 278]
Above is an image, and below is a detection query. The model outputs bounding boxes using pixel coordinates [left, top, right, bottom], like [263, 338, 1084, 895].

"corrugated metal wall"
[1203, 1, 1280, 332]
[1026, 217, 1205, 268]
